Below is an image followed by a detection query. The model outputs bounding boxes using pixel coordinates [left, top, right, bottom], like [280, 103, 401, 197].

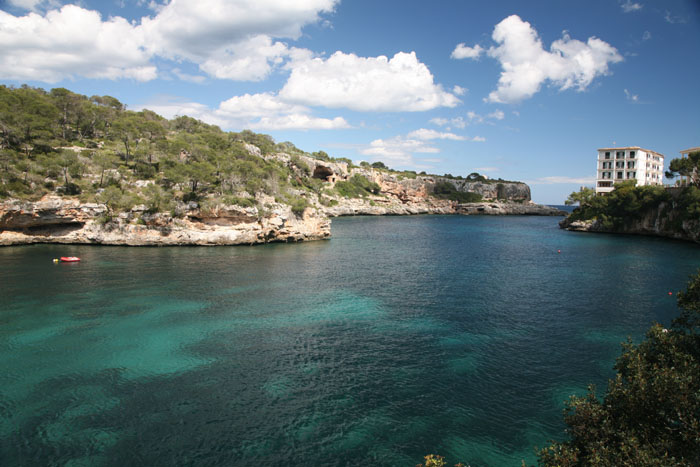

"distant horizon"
[1, 0, 698, 204]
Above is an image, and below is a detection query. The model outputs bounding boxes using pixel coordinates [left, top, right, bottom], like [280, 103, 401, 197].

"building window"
[629, 151, 635, 158]
[627, 161, 635, 169]
[617, 171, 623, 179]
[605, 151, 611, 159]
[616, 151, 624, 159]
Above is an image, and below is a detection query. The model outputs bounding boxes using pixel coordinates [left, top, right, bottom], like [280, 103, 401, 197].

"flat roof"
[680, 147, 700, 154]
[597, 147, 664, 157]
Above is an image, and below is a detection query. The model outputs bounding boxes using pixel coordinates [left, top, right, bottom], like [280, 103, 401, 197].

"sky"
[0, 0, 698, 203]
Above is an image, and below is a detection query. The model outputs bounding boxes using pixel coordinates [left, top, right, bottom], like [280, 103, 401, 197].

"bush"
[224, 196, 256, 208]
[538, 271, 700, 466]
[57, 182, 81, 195]
[432, 181, 482, 203]
[567, 182, 672, 228]
[288, 196, 308, 217]
[290, 155, 310, 176]
[334, 174, 381, 198]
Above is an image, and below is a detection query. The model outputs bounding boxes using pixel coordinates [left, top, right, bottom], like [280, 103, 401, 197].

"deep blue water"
[1, 215, 698, 466]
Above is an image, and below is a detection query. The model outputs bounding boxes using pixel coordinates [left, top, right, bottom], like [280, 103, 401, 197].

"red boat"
[60, 257, 81, 262]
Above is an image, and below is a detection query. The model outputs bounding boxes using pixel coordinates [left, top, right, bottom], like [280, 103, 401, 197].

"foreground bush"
[538, 271, 700, 466]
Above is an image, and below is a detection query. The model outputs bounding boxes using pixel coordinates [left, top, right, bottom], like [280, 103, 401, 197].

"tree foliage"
[565, 187, 595, 206]
[538, 272, 700, 466]
[666, 151, 700, 187]
[566, 181, 671, 229]
[432, 181, 482, 203]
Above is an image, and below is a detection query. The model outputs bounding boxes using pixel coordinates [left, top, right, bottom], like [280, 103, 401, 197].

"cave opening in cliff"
[312, 166, 334, 180]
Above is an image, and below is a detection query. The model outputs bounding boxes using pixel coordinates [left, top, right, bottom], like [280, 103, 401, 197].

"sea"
[1, 213, 698, 466]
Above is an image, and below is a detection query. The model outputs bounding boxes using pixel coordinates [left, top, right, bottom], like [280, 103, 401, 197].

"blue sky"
[1, 0, 698, 203]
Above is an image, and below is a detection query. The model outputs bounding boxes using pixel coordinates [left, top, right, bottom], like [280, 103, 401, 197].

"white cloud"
[487, 110, 505, 120]
[6, 0, 56, 12]
[279, 51, 460, 112]
[360, 127, 485, 167]
[430, 117, 467, 129]
[483, 15, 623, 103]
[452, 85, 468, 96]
[642, 30, 651, 41]
[139, 0, 337, 81]
[624, 88, 639, 102]
[620, 0, 643, 13]
[0, 5, 157, 82]
[138, 92, 349, 131]
[465, 110, 504, 124]
[474, 167, 499, 172]
[139, 101, 231, 128]
[531, 176, 596, 184]
[471, 136, 486, 142]
[198, 35, 291, 81]
[250, 114, 349, 130]
[171, 68, 207, 84]
[664, 10, 687, 24]
[0, 0, 337, 82]
[139, 0, 336, 59]
[451, 43, 484, 60]
[217, 92, 309, 119]
[360, 136, 439, 166]
[406, 128, 466, 141]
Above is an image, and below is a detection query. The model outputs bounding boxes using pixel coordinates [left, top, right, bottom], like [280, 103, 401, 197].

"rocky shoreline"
[0, 195, 565, 246]
[0, 197, 330, 246]
[559, 213, 700, 244]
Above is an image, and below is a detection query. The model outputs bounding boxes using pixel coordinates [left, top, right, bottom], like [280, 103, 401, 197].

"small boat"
[60, 256, 81, 262]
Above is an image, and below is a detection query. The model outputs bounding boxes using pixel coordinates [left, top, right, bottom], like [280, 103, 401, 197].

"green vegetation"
[565, 186, 595, 206]
[432, 181, 483, 203]
[666, 150, 700, 187]
[0, 84, 528, 217]
[538, 270, 700, 466]
[0, 85, 337, 218]
[566, 181, 672, 229]
[423, 270, 700, 466]
[334, 174, 381, 198]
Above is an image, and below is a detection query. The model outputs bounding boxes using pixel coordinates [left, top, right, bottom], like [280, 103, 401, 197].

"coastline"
[0, 196, 565, 246]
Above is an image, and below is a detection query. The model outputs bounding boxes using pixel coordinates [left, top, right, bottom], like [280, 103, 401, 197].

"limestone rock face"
[456, 202, 566, 216]
[0, 157, 562, 246]
[0, 196, 330, 246]
[559, 201, 700, 243]
[0, 197, 106, 229]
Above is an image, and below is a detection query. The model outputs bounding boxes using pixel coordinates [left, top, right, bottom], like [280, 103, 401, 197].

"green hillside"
[0, 85, 369, 218]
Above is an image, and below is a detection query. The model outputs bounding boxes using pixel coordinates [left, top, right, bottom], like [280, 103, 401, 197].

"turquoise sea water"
[1, 215, 698, 466]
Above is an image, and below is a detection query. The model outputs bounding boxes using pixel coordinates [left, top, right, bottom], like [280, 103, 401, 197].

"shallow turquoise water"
[1, 215, 698, 466]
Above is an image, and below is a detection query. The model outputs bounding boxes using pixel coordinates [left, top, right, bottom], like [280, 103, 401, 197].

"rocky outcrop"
[0, 153, 563, 246]
[0, 197, 330, 246]
[456, 202, 566, 216]
[559, 201, 700, 243]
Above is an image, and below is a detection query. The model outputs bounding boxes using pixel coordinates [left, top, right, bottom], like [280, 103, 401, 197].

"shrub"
[334, 174, 381, 198]
[57, 182, 82, 195]
[224, 196, 256, 208]
[538, 271, 700, 466]
[432, 181, 482, 203]
[290, 155, 310, 176]
[288, 196, 308, 217]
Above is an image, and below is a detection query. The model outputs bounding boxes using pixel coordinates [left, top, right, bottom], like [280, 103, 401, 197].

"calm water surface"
[1, 215, 698, 466]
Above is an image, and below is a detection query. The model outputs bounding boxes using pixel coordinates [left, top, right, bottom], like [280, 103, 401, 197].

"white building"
[595, 147, 665, 194]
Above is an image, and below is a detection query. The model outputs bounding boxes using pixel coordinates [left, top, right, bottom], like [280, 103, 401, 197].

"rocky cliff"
[559, 200, 700, 243]
[0, 150, 564, 246]
[0, 196, 330, 246]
